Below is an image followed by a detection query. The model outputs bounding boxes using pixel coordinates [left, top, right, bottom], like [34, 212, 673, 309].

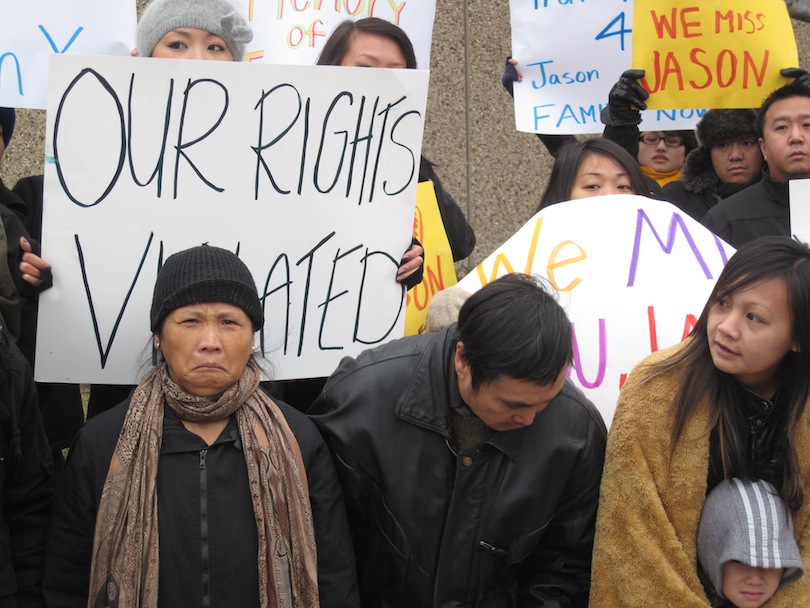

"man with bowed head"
[309, 273, 607, 607]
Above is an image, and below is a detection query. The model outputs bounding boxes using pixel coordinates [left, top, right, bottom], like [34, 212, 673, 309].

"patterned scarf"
[88, 360, 319, 608]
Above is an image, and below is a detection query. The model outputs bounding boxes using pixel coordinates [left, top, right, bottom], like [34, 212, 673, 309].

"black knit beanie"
[150, 245, 263, 332]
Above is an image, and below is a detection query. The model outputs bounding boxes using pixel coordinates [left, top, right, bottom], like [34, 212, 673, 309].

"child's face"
[151, 28, 233, 61]
[722, 561, 783, 608]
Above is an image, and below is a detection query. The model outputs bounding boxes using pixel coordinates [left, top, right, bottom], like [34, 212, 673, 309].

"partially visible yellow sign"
[633, 0, 797, 109]
[404, 181, 458, 336]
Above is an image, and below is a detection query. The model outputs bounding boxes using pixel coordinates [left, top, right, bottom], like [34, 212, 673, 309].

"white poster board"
[234, 0, 436, 69]
[508, 0, 706, 135]
[457, 195, 733, 426]
[36, 54, 428, 384]
[0, 0, 135, 109]
[790, 179, 810, 244]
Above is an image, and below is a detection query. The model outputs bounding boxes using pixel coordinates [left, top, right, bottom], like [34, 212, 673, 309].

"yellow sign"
[404, 181, 458, 335]
[632, 0, 798, 109]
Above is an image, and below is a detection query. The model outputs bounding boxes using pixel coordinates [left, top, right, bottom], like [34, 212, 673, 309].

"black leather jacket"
[310, 325, 607, 607]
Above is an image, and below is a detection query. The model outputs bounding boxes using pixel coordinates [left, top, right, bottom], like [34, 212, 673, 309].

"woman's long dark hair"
[643, 237, 810, 510]
[538, 138, 652, 211]
[316, 18, 417, 69]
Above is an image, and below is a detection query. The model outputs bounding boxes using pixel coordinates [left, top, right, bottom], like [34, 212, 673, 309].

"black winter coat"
[9, 175, 83, 452]
[43, 396, 359, 608]
[661, 143, 755, 222]
[701, 166, 789, 248]
[310, 326, 607, 608]
[0, 331, 53, 608]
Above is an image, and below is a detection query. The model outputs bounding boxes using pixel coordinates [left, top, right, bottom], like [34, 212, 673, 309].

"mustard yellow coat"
[590, 343, 810, 606]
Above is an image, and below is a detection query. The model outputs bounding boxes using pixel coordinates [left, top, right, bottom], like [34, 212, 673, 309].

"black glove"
[501, 56, 519, 97]
[600, 69, 648, 127]
[781, 67, 810, 90]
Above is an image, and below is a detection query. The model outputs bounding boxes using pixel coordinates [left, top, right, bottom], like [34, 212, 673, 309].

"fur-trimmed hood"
[682, 109, 759, 195]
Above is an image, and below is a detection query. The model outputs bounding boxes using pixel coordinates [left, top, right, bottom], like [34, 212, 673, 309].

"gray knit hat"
[150, 245, 263, 332]
[137, 0, 253, 60]
[698, 479, 805, 599]
[422, 287, 470, 334]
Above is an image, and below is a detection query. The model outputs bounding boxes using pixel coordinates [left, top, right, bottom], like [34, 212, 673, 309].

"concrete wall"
[3, 2, 809, 273]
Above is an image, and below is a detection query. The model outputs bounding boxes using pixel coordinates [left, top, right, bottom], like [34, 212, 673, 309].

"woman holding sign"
[86, 0, 255, 418]
[279, 18, 475, 411]
[43, 245, 358, 607]
[317, 17, 476, 265]
[589, 236, 810, 606]
[601, 69, 697, 187]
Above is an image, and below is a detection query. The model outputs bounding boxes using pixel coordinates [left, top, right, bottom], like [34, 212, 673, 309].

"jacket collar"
[760, 165, 790, 205]
[393, 325, 524, 459]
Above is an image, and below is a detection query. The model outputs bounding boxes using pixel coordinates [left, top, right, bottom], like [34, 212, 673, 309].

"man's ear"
[454, 341, 469, 378]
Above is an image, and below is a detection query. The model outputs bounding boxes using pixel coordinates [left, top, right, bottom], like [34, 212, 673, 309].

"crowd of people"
[1, 0, 810, 607]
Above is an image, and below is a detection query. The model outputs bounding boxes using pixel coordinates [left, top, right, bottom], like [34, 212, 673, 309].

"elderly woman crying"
[43, 245, 358, 608]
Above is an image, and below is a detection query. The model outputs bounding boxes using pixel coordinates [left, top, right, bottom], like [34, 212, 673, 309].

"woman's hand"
[501, 57, 523, 96]
[397, 242, 423, 284]
[19, 237, 51, 286]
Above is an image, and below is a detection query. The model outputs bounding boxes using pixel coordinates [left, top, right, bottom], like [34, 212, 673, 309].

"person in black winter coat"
[662, 109, 763, 221]
[1, 109, 82, 469]
[43, 244, 358, 608]
[599, 70, 697, 188]
[702, 80, 810, 247]
[310, 274, 607, 607]
[0, 330, 54, 608]
[10, 175, 84, 465]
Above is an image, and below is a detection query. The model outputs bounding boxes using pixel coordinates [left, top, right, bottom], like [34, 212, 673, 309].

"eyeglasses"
[639, 133, 684, 147]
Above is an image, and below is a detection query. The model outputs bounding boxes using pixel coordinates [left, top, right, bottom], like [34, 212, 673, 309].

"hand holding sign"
[601, 69, 649, 127]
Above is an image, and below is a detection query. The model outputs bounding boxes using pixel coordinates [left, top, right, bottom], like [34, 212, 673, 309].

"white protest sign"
[457, 195, 733, 426]
[790, 179, 810, 243]
[509, 0, 707, 135]
[36, 54, 428, 384]
[0, 0, 135, 109]
[233, 0, 436, 69]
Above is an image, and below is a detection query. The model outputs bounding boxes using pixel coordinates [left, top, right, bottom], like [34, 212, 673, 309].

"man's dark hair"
[316, 18, 418, 69]
[756, 81, 810, 137]
[456, 273, 572, 391]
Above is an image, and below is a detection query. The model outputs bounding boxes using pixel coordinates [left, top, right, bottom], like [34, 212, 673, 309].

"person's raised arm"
[501, 57, 577, 158]
[601, 69, 649, 160]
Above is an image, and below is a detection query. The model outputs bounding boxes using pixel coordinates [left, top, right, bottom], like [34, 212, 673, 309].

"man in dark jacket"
[310, 273, 607, 607]
[663, 109, 763, 221]
[702, 81, 810, 247]
[0, 329, 53, 608]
